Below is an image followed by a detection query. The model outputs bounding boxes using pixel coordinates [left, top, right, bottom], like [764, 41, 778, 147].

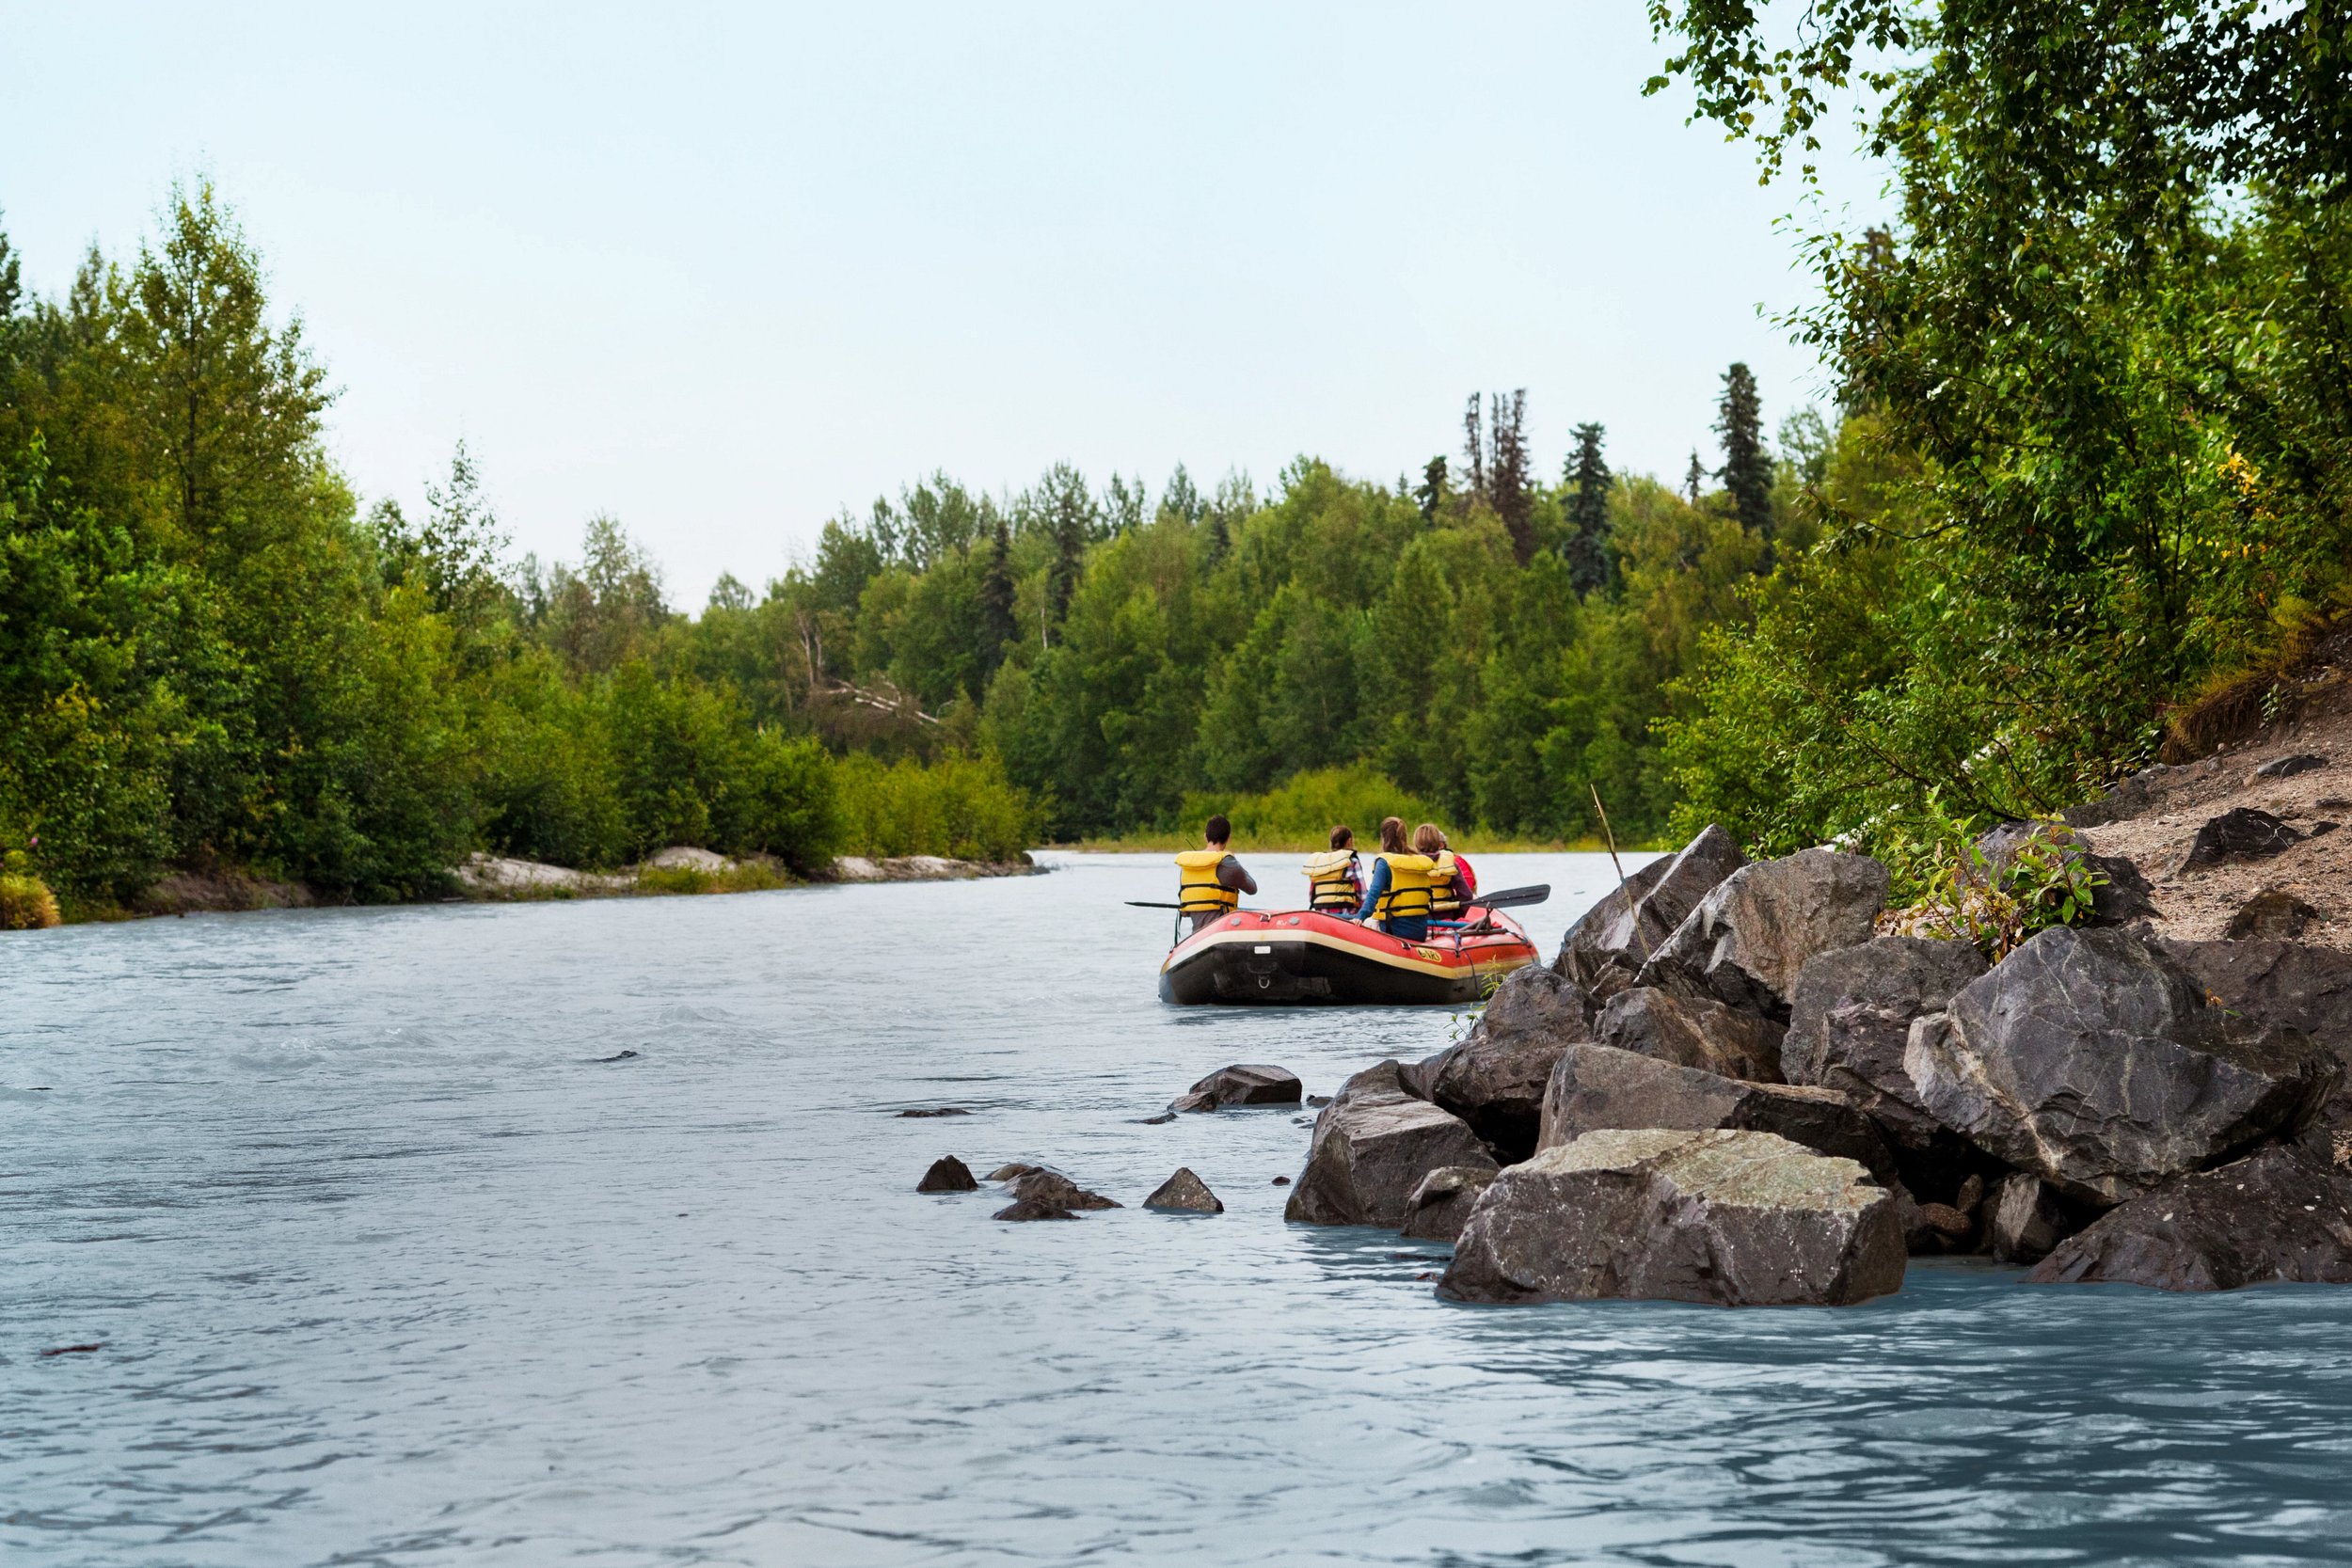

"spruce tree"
[1562, 421, 1614, 596]
[1715, 361, 1772, 539]
[979, 517, 1016, 676]
[1415, 456, 1448, 524]
[1684, 450, 1706, 504]
[1487, 389, 1536, 566]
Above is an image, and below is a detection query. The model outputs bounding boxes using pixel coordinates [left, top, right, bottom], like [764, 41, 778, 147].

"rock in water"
[1409, 966, 1600, 1161]
[1143, 1168, 1223, 1213]
[1595, 987, 1787, 1082]
[1536, 1042, 1893, 1181]
[898, 1107, 970, 1118]
[1474, 963, 1596, 1049]
[1784, 938, 1987, 1148]
[1904, 927, 2336, 1205]
[1008, 1169, 1120, 1210]
[1987, 1173, 2070, 1264]
[993, 1198, 1078, 1222]
[985, 1163, 1041, 1182]
[1400, 1165, 1498, 1243]
[916, 1155, 978, 1193]
[1170, 1064, 1304, 1113]
[1554, 823, 1746, 975]
[1284, 1061, 1498, 1228]
[2177, 807, 2303, 872]
[1438, 1128, 1904, 1307]
[2028, 1146, 2352, 1290]
[1637, 849, 1891, 1020]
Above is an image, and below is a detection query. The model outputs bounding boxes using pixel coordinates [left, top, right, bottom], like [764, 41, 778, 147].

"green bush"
[833, 751, 1038, 863]
[1177, 765, 1442, 850]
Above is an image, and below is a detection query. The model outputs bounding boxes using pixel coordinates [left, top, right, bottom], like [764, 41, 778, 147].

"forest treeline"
[8, 0, 2349, 913]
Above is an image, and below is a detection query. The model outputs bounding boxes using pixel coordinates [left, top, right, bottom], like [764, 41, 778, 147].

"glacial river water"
[4, 851, 2351, 1567]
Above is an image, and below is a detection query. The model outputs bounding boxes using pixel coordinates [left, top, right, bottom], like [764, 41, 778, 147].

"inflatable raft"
[1156, 902, 1540, 1006]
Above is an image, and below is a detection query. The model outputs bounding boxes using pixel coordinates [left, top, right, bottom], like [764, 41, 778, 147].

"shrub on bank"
[833, 751, 1037, 863]
[1, 848, 60, 929]
[1177, 766, 1443, 849]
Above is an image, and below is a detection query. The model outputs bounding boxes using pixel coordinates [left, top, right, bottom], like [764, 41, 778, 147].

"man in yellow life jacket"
[1351, 816, 1438, 941]
[1173, 814, 1258, 935]
[1301, 824, 1363, 912]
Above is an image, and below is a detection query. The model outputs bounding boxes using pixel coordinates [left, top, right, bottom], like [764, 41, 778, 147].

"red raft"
[1157, 903, 1539, 1006]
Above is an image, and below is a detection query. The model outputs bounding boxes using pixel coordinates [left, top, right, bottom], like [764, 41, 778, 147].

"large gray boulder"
[1637, 849, 1891, 1019]
[1415, 968, 1596, 1161]
[1284, 1061, 1499, 1227]
[1595, 986, 1787, 1083]
[2161, 938, 2352, 1169]
[2028, 1146, 2352, 1291]
[1438, 1128, 1905, 1307]
[1536, 1042, 1894, 1181]
[1554, 824, 1746, 974]
[1783, 937, 1987, 1148]
[1904, 927, 2338, 1205]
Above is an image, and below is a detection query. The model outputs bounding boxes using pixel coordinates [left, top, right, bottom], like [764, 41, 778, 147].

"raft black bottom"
[1157, 938, 1493, 1006]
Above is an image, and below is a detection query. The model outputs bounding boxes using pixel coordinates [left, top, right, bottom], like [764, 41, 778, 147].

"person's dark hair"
[1204, 814, 1232, 846]
[1328, 824, 1353, 850]
[1377, 816, 1406, 853]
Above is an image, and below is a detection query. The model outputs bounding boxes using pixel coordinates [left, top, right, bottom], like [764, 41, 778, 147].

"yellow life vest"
[1174, 848, 1239, 918]
[1302, 849, 1360, 911]
[1374, 852, 1438, 922]
[1427, 849, 1463, 918]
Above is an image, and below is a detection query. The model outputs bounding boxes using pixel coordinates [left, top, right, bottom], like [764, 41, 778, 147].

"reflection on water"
[3, 853, 2349, 1566]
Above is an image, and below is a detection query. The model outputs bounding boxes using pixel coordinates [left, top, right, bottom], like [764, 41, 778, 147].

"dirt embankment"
[2068, 633, 2352, 947]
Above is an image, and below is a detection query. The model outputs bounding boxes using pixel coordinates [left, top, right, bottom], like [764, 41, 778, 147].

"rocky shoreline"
[1265, 817, 2352, 1305]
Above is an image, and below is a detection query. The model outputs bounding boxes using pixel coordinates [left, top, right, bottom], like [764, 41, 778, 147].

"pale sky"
[0, 2, 1887, 606]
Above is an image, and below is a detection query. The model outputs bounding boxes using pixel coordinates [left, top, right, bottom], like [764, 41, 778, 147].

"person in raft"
[1352, 816, 1439, 941]
[1300, 824, 1364, 913]
[1173, 814, 1259, 935]
[1418, 823, 1477, 919]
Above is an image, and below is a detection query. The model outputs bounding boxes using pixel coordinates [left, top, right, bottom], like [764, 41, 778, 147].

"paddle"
[1468, 883, 1549, 911]
[1124, 900, 1185, 910]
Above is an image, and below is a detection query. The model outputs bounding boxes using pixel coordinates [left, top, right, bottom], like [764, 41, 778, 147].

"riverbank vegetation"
[8, 0, 2346, 917]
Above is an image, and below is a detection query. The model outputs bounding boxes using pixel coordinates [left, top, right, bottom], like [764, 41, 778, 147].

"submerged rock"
[1637, 849, 1891, 1020]
[1536, 1042, 1893, 1181]
[984, 1163, 1041, 1182]
[1171, 1063, 1303, 1113]
[1008, 1169, 1119, 1210]
[993, 1198, 1078, 1222]
[1399, 1165, 1498, 1243]
[1784, 937, 1986, 1149]
[1595, 986, 1787, 1083]
[1905, 927, 2336, 1205]
[1438, 1128, 1904, 1307]
[2029, 1147, 2352, 1291]
[1143, 1167, 1224, 1213]
[1284, 1061, 1498, 1228]
[898, 1107, 971, 1118]
[915, 1155, 978, 1193]
[1554, 824, 1746, 974]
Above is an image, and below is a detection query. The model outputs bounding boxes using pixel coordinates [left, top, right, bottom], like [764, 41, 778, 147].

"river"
[3, 851, 2349, 1566]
